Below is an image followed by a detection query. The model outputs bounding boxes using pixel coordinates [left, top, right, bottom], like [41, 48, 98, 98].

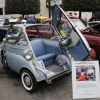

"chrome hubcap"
[24, 76, 31, 86]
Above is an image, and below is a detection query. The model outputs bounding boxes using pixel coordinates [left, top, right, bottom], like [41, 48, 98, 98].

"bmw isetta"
[0, 4, 90, 92]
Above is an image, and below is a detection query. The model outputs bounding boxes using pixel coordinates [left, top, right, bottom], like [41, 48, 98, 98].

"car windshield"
[7, 26, 23, 36]
[72, 20, 90, 30]
[72, 20, 86, 30]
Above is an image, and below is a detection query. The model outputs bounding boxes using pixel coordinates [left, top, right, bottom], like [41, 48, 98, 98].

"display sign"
[46, 0, 62, 7]
[50, 0, 62, 6]
[72, 61, 100, 99]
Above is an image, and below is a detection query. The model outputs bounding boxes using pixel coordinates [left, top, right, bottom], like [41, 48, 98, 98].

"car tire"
[89, 47, 100, 60]
[21, 70, 39, 92]
[2, 52, 9, 68]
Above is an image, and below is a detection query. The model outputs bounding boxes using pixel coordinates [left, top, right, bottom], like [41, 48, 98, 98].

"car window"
[39, 23, 50, 31]
[39, 25, 58, 38]
[58, 22, 69, 32]
[6, 26, 23, 44]
[7, 26, 22, 36]
[72, 20, 87, 30]
[17, 32, 28, 46]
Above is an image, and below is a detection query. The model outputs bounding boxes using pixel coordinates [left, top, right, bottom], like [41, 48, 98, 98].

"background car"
[36, 16, 48, 23]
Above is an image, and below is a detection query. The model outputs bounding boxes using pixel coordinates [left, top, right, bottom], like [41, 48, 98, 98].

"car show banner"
[72, 61, 100, 99]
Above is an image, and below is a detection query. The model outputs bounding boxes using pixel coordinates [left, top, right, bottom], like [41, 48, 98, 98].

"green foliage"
[5, 0, 40, 14]
[62, 0, 100, 12]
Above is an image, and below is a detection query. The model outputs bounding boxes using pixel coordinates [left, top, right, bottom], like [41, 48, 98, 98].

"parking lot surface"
[0, 63, 100, 100]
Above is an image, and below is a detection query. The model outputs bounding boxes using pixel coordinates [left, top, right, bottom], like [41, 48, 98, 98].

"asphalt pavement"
[0, 62, 100, 100]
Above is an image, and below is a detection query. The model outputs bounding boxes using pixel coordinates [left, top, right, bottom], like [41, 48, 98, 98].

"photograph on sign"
[76, 65, 96, 81]
[72, 61, 100, 99]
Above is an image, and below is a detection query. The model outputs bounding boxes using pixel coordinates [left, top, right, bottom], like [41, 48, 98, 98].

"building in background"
[0, 0, 92, 20]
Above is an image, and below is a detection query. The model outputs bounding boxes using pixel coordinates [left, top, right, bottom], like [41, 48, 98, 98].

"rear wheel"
[89, 47, 100, 60]
[21, 70, 38, 92]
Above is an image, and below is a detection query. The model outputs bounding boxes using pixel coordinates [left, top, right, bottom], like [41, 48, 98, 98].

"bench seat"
[30, 39, 56, 66]
[37, 53, 55, 61]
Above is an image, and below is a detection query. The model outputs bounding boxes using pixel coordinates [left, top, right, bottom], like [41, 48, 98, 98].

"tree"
[62, 0, 100, 18]
[5, 0, 40, 16]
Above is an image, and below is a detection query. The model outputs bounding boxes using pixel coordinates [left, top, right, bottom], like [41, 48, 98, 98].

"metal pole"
[48, 0, 51, 18]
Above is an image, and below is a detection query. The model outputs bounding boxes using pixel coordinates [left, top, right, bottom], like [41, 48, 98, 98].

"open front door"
[52, 4, 90, 61]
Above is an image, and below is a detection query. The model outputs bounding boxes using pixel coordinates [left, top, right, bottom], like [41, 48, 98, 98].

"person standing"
[16, 16, 23, 24]
[89, 14, 97, 22]
[27, 16, 36, 24]
[74, 13, 78, 17]
[68, 12, 73, 17]
[33, 15, 36, 21]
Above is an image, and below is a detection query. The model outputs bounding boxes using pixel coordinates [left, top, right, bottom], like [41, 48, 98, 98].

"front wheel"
[21, 70, 38, 92]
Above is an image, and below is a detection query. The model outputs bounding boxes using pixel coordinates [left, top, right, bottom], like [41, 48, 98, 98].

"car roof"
[88, 21, 100, 24]
[13, 23, 50, 28]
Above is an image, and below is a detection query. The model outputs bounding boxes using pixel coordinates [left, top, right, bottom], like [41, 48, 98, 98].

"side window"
[58, 22, 70, 37]
[58, 22, 69, 32]
[39, 23, 50, 31]
[17, 32, 28, 46]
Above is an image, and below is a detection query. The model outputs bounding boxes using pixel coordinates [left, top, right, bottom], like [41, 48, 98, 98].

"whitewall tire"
[21, 70, 38, 92]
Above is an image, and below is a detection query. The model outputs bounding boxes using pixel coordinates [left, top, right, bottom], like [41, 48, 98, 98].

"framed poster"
[72, 61, 100, 99]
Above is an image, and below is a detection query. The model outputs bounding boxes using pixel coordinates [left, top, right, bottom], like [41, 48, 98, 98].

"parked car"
[36, 16, 48, 23]
[1, 4, 90, 92]
[0, 19, 26, 40]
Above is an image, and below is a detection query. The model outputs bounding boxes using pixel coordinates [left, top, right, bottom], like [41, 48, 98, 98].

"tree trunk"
[22, 14, 24, 19]
[79, 10, 81, 18]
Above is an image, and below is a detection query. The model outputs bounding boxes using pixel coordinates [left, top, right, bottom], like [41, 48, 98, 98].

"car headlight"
[24, 50, 33, 60]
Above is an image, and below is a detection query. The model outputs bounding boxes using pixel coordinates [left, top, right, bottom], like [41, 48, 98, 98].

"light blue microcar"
[0, 4, 90, 92]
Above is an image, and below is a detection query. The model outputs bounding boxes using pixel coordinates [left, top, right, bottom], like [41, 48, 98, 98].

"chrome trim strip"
[3, 44, 29, 50]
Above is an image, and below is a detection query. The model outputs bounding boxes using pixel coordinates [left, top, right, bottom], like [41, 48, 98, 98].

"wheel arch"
[20, 67, 37, 82]
[89, 45, 100, 60]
